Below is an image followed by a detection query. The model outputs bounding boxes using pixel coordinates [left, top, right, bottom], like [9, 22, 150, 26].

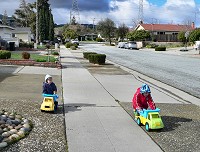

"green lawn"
[37, 45, 55, 49]
[11, 52, 56, 62]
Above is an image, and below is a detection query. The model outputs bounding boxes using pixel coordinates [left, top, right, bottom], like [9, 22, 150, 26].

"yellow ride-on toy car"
[135, 108, 164, 131]
[40, 94, 58, 112]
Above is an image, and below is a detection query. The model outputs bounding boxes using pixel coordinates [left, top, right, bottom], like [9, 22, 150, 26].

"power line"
[70, 0, 80, 24]
[138, 0, 143, 22]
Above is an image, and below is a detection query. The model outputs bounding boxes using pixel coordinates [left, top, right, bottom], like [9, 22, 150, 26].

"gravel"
[0, 99, 67, 152]
[120, 102, 200, 152]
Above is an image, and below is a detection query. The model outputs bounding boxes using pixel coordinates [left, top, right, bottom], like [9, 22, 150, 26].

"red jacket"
[132, 88, 156, 110]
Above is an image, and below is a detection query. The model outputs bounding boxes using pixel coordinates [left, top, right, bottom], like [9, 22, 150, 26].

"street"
[80, 43, 200, 99]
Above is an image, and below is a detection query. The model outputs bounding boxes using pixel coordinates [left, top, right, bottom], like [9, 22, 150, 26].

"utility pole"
[92, 18, 95, 31]
[34, 0, 39, 49]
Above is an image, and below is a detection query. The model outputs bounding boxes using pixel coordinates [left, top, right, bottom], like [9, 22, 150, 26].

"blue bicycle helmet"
[140, 84, 151, 93]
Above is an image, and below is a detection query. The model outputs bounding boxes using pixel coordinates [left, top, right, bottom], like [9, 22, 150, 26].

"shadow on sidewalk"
[0, 65, 21, 83]
[64, 103, 96, 113]
[61, 61, 84, 69]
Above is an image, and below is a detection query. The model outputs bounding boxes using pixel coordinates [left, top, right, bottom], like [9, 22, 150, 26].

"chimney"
[191, 22, 195, 29]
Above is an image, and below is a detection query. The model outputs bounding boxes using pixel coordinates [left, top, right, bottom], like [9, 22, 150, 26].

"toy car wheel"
[137, 118, 141, 126]
[41, 110, 45, 112]
[145, 122, 150, 131]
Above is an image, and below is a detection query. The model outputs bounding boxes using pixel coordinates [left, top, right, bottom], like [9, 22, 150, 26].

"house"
[134, 23, 195, 42]
[79, 33, 98, 41]
[0, 25, 19, 48]
[0, 25, 15, 39]
[12, 27, 33, 43]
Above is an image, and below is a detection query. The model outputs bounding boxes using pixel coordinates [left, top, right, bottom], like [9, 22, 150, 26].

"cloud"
[49, 0, 110, 12]
[108, 0, 198, 27]
[0, 0, 200, 27]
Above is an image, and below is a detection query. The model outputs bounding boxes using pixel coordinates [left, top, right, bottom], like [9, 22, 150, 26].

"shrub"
[65, 42, 73, 48]
[36, 59, 46, 62]
[155, 47, 166, 51]
[22, 52, 30, 59]
[88, 54, 106, 65]
[46, 44, 51, 49]
[83, 52, 97, 59]
[146, 43, 158, 48]
[70, 46, 76, 50]
[19, 42, 34, 48]
[0, 50, 11, 59]
[73, 43, 78, 48]
[96, 38, 104, 42]
[52, 52, 59, 55]
[88, 54, 95, 63]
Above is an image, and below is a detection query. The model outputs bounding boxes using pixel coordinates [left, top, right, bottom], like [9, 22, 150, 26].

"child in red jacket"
[132, 84, 156, 115]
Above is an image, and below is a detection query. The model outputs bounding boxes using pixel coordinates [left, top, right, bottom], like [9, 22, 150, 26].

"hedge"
[83, 52, 97, 59]
[96, 38, 104, 42]
[70, 46, 76, 50]
[88, 54, 106, 65]
[155, 47, 166, 51]
[19, 42, 34, 48]
[65, 42, 73, 48]
[0, 50, 11, 59]
[65, 42, 78, 48]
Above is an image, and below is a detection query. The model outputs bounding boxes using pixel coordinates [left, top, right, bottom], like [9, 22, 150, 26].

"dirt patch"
[71, 51, 131, 75]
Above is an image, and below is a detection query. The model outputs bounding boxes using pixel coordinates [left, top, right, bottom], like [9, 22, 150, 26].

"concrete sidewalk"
[61, 46, 163, 152]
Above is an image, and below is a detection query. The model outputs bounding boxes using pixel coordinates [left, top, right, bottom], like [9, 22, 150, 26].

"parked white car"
[71, 39, 79, 45]
[117, 42, 126, 48]
[124, 41, 137, 49]
[194, 41, 200, 50]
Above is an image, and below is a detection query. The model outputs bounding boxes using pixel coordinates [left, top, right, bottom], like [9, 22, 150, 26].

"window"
[157, 32, 165, 35]
[152, 114, 159, 118]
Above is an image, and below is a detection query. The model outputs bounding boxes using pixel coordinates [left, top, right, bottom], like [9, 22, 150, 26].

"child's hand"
[136, 107, 142, 112]
[55, 94, 59, 98]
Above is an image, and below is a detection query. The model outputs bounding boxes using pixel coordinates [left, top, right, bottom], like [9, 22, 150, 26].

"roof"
[13, 27, 31, 34]
[0, 25, 15, 30]
[136, 23, 195, 32]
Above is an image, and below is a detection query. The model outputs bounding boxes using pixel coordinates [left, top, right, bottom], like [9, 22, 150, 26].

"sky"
[1, 0, 200, 27]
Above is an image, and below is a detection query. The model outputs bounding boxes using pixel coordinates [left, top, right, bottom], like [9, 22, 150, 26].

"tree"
[71, 16, 76, 25]
[189, 28, 200, 43]
[62, 27, 78, 40]
[38, 0, 54, 42]
[13, 1, 36, 33]
[48, 10, 54, 41]
[97, 18, 116, 45]
[2, 10, 8, 25]
[178, 31, 186, 43]
[127, 30, 150, 41]
[116, 23, 129, 41]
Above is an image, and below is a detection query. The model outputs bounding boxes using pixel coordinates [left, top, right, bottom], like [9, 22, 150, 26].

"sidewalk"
[60, 46, 163, 152]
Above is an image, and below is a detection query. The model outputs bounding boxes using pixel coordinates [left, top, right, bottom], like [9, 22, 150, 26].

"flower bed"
[0, 59, 62, 68]
[15, 48, 36, 51]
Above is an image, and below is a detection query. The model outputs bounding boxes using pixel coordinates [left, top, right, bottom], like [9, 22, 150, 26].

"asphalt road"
[80, 44, 200, 99]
